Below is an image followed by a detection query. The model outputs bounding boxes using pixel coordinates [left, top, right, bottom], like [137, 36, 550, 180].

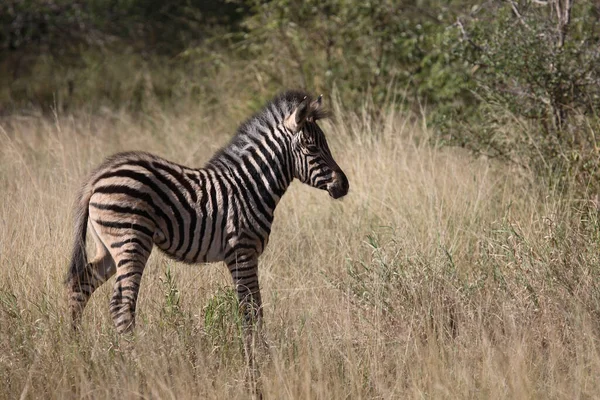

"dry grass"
[1, 100, 600, 399]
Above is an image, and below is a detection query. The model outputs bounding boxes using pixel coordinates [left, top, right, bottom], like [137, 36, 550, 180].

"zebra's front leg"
[227, 255, 264, 360]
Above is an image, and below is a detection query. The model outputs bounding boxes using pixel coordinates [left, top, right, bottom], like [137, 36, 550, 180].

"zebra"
[66, 90, 349, 340]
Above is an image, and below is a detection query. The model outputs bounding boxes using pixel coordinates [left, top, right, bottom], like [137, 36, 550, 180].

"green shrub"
[203, 286, 244, 354]
[442, 1, 600, 192]
[238, 0, 471, 108]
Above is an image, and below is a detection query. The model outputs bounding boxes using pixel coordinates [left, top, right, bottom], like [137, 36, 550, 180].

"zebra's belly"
[153, 226, 225, 264]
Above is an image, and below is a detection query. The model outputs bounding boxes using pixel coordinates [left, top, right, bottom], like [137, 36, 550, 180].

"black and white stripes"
[67, 90, 349, 337]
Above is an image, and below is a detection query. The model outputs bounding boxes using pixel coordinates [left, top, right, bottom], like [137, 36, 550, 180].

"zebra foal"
[66, 90, 349, 338]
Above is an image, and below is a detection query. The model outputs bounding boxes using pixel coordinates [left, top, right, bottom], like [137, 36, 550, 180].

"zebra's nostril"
[328, 171, 349, 199]
[337, 171, 349, 192]
[341, 173, 349, 191]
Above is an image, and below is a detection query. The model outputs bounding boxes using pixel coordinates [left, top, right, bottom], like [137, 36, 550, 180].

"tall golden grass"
[1, 99, 599, 399]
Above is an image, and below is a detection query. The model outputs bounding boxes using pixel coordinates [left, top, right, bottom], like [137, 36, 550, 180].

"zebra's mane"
[207, 90, 327, 166]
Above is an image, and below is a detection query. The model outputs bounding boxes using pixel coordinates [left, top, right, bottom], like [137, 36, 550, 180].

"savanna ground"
[1, 98, 600, 399]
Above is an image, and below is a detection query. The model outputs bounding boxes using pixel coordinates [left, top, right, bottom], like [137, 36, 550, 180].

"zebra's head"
[285, 95, 349, 199]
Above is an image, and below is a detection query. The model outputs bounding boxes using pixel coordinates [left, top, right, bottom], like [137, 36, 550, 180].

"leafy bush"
[238, 0, 471, 108]
[442, 1, 600, 191]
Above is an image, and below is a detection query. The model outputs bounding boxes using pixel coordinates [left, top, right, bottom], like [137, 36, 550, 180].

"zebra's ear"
[294, 96, 311, 125]
[286, 95, 327, 132]
[285, 96, 311, 132]
[308, 94, 329, 121]
[315, 94, 323, 108]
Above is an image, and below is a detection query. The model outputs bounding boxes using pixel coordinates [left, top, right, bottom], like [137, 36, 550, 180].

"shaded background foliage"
[2, 0, 600, 191]
[0, 0, 474, 111]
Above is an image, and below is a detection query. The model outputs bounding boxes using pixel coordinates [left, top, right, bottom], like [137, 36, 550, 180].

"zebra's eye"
[306, 144, 318, 152]
[298, 132, 308, 146]
[299, 133, 316, 147]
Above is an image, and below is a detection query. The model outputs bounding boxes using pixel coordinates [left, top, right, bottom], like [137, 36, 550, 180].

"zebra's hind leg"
[104, 233, 153, 334]
[68, 225, 116, 330]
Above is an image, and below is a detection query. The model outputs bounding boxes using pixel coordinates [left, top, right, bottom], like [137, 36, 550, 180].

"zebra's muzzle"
[328, 171, 349, 199]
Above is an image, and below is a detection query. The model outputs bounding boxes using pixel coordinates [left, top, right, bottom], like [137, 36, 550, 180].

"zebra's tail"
[65, 183, 92, 285]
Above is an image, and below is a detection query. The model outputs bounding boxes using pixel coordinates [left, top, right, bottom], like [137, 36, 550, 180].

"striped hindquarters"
[87, 152, 224, 263]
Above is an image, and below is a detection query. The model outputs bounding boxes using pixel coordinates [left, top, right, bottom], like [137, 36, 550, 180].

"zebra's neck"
[207, 124, 295, 211]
